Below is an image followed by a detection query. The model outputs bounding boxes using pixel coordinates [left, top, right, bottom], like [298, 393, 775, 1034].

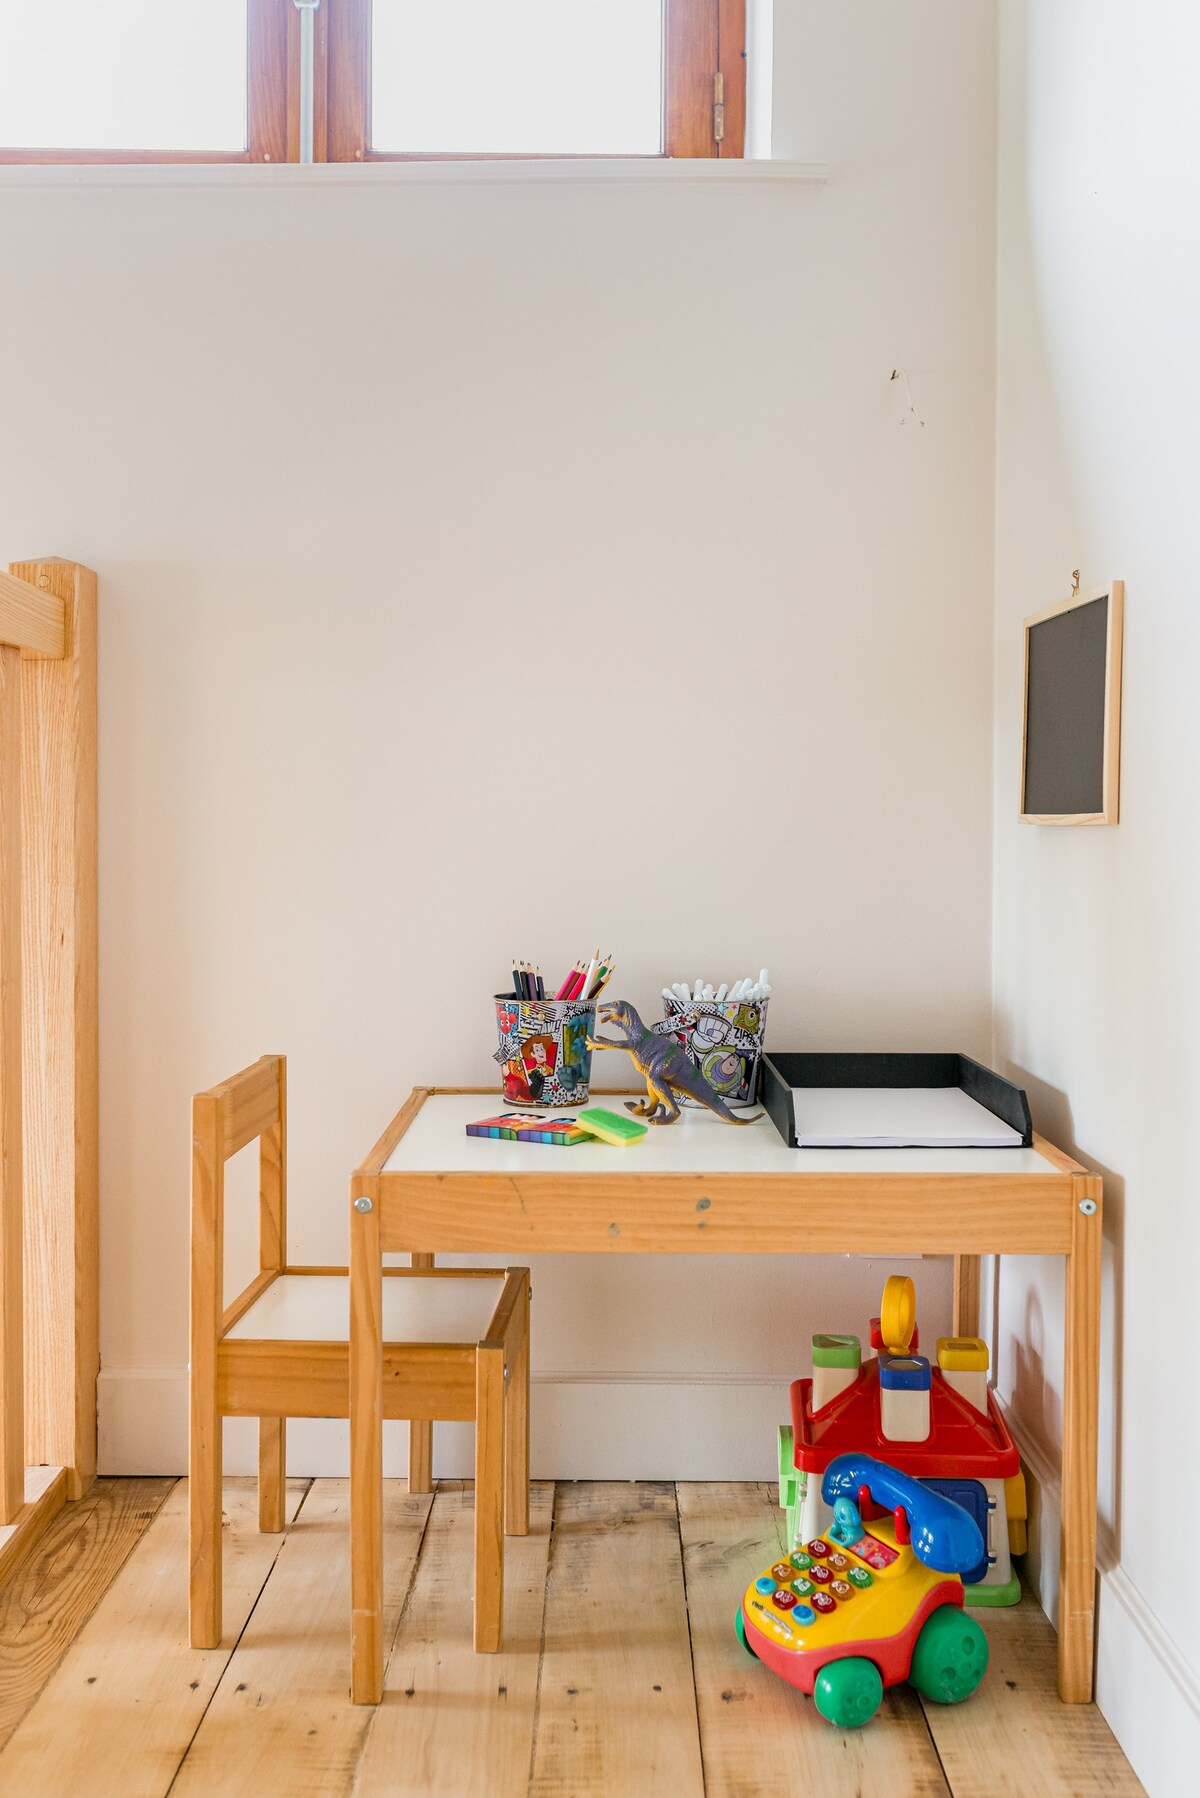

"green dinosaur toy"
[586, 1001, 762, 1126]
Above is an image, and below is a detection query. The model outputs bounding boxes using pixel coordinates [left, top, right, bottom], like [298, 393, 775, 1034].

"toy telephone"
[736, 1452, 990, 1728]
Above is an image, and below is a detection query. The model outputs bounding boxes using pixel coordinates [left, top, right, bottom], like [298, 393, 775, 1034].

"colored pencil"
[577, 950, 599, 1003]
[590, 961, 615, 998]
[555, 960, 583, 1000]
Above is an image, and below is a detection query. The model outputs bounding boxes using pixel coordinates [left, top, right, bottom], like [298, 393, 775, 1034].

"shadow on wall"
[997, 1055, 1124, 1572]
[996, 0, 1085, 589]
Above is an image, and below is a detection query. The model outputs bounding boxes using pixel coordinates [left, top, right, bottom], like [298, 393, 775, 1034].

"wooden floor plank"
[173, 1478, 433, 1798]
[0, 1466, 68, 1589]
[0, 1479, 1146, 1798]
[0, 1476, 306, 1798]
[355, 1480, 554, 1798]
[0, 1476, 173, 1754]
[920, 1598, 1146, 1797]
[677, 1481, 950, 1798]
[530, 1482, 705, 1798]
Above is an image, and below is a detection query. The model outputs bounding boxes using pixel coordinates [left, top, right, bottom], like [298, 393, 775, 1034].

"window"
[0, 0, 743, 164]
[370, 1, 665, 158]
[0, 0, 287, 162]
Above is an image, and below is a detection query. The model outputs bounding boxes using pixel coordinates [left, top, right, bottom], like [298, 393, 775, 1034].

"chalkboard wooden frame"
[1021, 580, 1124, 825]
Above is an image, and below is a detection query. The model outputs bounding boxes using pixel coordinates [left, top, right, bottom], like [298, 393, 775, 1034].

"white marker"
[662, 987, 675, 1004]
[673, 983, 691, 1003]
[759, 968, 769, 990]
[714, 983, 727, 1003]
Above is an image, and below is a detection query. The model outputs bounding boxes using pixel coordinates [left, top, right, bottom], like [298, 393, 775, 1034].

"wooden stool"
[188, 1055, 530, 1671]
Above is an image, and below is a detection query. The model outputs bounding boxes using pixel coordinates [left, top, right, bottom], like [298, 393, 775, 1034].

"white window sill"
[0, 158, 828, 190]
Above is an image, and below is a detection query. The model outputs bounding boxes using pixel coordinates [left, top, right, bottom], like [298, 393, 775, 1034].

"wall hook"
[1071, 568, 1081, 596]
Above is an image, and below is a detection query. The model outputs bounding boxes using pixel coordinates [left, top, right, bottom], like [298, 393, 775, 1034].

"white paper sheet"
[791, 1086, 1023, 1149]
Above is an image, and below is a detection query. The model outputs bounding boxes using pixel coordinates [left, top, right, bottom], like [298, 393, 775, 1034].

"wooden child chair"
[189, 1054, 530, 1671]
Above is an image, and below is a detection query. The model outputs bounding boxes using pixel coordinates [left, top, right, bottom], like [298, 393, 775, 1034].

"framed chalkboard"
[1021, 581, 1123, 824]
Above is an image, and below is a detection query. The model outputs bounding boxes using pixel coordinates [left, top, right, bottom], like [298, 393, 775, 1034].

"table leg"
[474, 1343, 504, 1652]
[1059, 1175, 1102, 1702]
[409, 1251, 434, 1492]
[350, 1185, 384, 1704]
[953, 1254, 981, 1336]
[504, 1276, 530, 1536]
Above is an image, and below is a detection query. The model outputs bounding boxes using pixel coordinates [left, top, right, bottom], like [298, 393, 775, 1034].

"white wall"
[991, 3, 1200, 1789]
[0, 1, 998, 1483]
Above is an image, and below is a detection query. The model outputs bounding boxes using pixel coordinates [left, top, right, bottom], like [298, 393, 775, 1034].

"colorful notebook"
[466, 1112, 589, 1146]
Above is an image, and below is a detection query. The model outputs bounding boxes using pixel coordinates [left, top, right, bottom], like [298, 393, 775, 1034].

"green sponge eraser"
[574, 1107, 648, 1146]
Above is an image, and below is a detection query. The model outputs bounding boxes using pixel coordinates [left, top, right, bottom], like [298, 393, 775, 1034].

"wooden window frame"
[0, 0, 742, 166]
[0, 0, 288, 165]
[326, 0, 745, 163]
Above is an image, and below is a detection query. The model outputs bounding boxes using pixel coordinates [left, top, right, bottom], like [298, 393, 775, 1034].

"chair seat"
[226, 1272, 505, 1344]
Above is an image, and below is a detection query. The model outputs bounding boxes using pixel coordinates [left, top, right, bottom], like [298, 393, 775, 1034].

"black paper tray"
[759, 1052, 1033, 1149]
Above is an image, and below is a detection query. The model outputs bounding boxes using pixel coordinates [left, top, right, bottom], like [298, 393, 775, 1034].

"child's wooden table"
[349, 1088, 1101, 1705]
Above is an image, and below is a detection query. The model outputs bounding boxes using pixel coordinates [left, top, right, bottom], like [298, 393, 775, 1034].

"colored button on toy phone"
[809, 1564, 832, 1584]
[789, 1553, 812, 1571]
[770, 1563, 794, 1584]
[755, 1576, 776, 1595]
[773, 1590, 798, 1610]
[848, 1567, 873, 1588]
[831, 1579, 853, 1599]
[827, 1552, 849, 1570]
[806, 1539, 831, 1557]
[790, 1578, 813, 1597]
[793, 1604, 815, 1624]
[811, 1592, 836, 1614]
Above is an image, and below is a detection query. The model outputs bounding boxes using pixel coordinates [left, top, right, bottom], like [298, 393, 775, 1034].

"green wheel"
[909, 1605, 989, 1705]
[734, 1607, 759, 1659]
[813, 1657, 883, 1729]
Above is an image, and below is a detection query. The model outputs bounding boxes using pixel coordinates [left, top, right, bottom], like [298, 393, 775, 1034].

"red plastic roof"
[791, 1360, 1020, 1480]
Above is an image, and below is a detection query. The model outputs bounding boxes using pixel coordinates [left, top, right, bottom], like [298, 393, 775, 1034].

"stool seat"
[227, 1271, 505, 1344]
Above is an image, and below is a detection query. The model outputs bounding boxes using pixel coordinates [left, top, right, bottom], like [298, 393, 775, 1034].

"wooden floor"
[0, 1477, 1141, 1798]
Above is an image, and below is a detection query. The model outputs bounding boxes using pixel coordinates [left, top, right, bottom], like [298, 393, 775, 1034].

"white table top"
[381, 1093, 1064, 1180]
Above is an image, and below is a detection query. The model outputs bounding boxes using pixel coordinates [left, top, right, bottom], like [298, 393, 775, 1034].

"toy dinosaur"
[586, 1000, 762, 1126]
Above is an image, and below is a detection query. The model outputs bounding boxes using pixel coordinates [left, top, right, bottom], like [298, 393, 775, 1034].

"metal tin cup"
[655, 993, 770, 1107]
[493, 995, 597, 1108]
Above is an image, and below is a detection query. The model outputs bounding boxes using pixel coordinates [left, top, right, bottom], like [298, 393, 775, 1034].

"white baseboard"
[98, 1366, 792, 1482]
[1000, 1400, 1200, 1798]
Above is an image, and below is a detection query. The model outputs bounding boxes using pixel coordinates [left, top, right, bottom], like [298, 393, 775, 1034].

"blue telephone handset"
[822, 1454, 984, 1576]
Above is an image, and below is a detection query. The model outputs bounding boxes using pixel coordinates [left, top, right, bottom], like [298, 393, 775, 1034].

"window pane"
[371, 0, 663, 156]
[0, 0, 247, 151]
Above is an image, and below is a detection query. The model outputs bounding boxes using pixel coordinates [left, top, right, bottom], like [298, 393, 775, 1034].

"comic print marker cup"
[656, 993, 770, 1108]
[493, 995, 597, 1108]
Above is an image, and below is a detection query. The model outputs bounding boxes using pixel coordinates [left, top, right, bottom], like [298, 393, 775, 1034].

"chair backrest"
[191, 1055, 287, 1349]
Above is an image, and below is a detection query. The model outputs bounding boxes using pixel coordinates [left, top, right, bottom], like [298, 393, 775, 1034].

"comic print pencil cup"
[493, 996, 597, 1107]
[655, 993, 769, 1107]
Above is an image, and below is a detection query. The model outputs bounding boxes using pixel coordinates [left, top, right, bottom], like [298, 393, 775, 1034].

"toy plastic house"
[778, 1279, 1027, 1606]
